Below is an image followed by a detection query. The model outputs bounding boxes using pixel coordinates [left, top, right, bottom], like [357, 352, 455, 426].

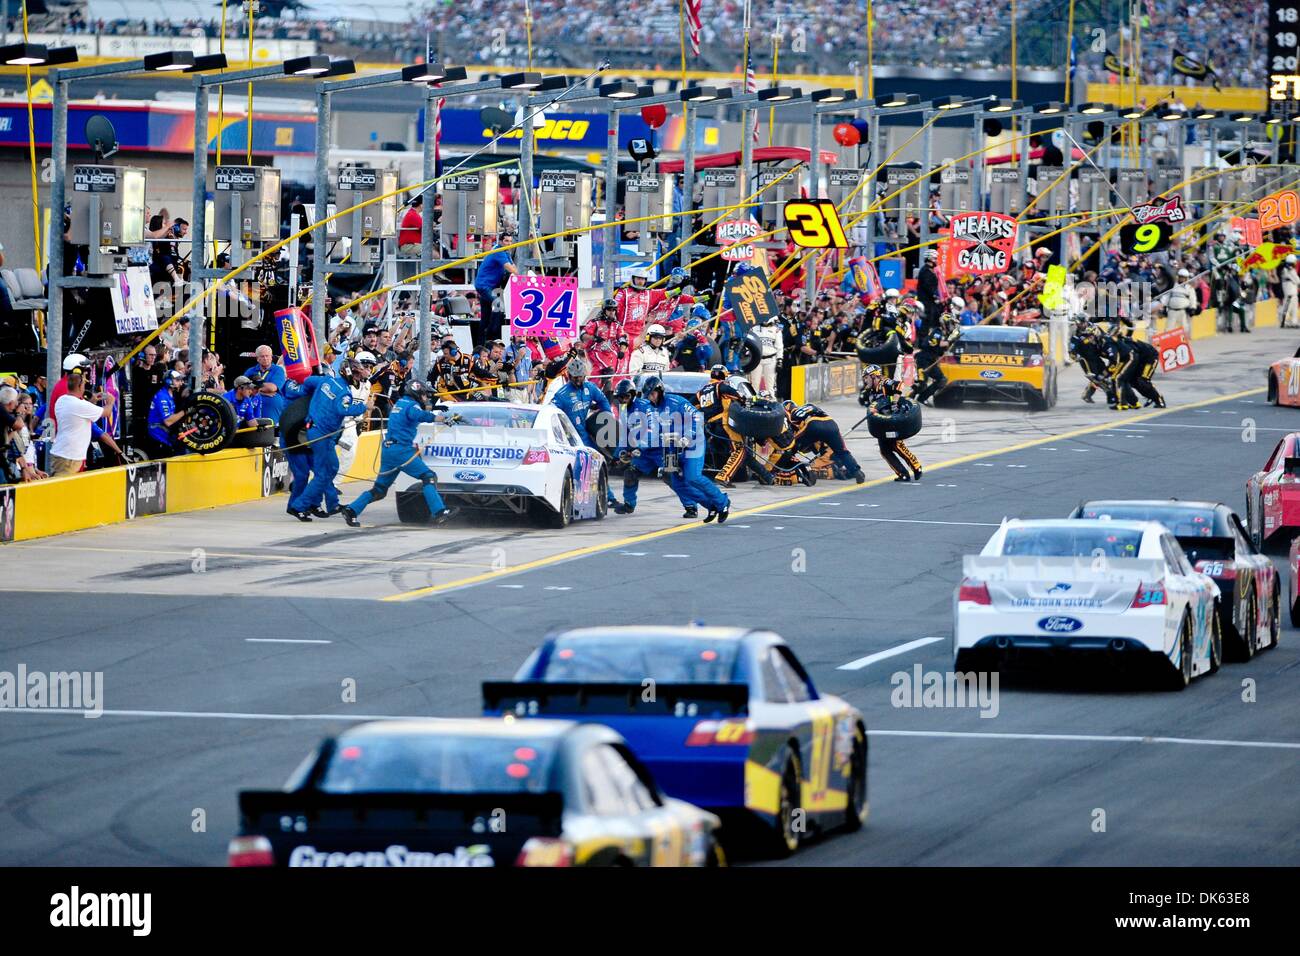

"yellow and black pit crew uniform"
[911, 324, 952, 405]
[1070, 325, 1116, 405]
[777, 403, 866, 483]
[697, 379, 773, 485]
[429, 350, 473, 401]
[469, 353, 510, 401]
[869, 383, 923, 481]
[1113, 332, 1164, 409]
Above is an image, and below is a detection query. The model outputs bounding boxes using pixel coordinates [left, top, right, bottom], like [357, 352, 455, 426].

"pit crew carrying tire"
[585, 409, 619, 461]
[726, 398, 788, 440]
[278, 396, 311, 451]
[856, 338, 904, 366]
[229, 418, 276, 449]
[169, 391, 238, 454]
[866, 398, 922, 441]
[738, 330, 765, 374]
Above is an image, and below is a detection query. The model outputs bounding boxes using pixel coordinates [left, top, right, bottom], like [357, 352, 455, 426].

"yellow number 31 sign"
[783, 199, 849, 249]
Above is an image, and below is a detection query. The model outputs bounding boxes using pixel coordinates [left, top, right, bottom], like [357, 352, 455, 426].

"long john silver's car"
[228, 718, 723, 867]
[393, 402, 609, 527]
[954, 519, 1222, 688]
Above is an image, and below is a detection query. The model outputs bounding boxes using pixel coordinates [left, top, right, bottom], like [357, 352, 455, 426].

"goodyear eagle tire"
[738, 330, 765, 373]
[727, 399, 787, 440]
[229, 417, 276, 449]
[866, 399, 921, 441]
[857, 338, 903, 365]
[170, 390, 237, 455]
[278, 396, 311, 452]
[766, 747, 803, 858]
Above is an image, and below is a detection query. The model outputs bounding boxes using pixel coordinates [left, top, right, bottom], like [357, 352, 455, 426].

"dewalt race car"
[229, 718, 723, 867]
[483, 626, 868, 858]
[934, 325, 1058, 410]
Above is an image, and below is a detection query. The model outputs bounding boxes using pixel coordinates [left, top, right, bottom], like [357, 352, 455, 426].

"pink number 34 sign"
[508, 275, 579, 339]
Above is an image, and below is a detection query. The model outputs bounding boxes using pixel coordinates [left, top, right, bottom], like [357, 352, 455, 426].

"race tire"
[1208, 602, 1223, 675]
[1163, 614, 1194, 690]
[1289, 578, 1300, 629]
[229, 417, 276, 449]
[1269, 372, 1279, 406]
[395, 487, 433, 524]
[856, 339, 903, 365]
[545, 470, 574, 529]
[586, 410, 618, 460]
[727, 400, 788, 440]
[765, 746, 803, 859]
[866, 399, 922, 441]
[738, 330, 765, 374]
[595, 467, 609, 520]
[841, 726, 868, 832]
[278, 395, 312, 451]
[1236, 591, 1258, 661]
[1027, 388, 1049, 412]
[169, 390, 237, 455]
[932, 387, 961, 409]
[1267, 579, 1281, 650]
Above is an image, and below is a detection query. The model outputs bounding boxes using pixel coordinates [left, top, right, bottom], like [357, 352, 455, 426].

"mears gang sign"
[947, 212, 1018, 275]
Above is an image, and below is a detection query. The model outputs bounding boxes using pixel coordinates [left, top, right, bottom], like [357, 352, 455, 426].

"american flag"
[686, 0, 702, 56]
[745, 47, 758, 143]
[432, 85, 444, 170]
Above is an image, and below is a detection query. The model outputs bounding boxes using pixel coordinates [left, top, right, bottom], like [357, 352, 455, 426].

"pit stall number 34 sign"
[508, 274, 580, 339]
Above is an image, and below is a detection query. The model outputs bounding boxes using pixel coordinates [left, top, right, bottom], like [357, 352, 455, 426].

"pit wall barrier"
[0, 431, 383, 543]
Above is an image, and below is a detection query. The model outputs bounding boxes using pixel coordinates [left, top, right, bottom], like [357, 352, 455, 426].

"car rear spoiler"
[237, 789, 565, 830]
[963, 555, 1166, 582]
[482, 681, 750, 717]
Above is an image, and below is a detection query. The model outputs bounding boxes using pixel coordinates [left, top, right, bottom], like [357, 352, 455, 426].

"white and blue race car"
[394, 402, 608, 527]
[953, 519, 1222, 688]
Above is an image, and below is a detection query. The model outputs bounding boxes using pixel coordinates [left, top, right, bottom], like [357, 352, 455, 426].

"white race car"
[954, 519, 1222, 688]
[394, 402, 609, 527]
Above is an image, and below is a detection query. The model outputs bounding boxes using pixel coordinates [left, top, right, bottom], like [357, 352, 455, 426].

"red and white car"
[1246, 432, 1300, 549]
[1267, 346, 1300, 407]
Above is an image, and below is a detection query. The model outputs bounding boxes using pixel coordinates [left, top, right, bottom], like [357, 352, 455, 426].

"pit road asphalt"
[2, 328, 1299, 865]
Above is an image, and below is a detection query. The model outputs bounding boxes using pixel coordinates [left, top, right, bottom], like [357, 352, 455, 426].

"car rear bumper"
[956, 608, 1168, 654]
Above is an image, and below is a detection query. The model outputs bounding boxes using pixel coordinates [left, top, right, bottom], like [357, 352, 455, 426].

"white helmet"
[949, 296, 966, 311]
[1287, 256, 1298, 265]
[1177, 268, 1192, 277]
[630, 267, 652, 286]
[352, 350, 377, 366]
[63, 353, 89, 372]
[884, 288, 901, 299]
[923, 248, 938, 262]
[645, 324, 668, 339]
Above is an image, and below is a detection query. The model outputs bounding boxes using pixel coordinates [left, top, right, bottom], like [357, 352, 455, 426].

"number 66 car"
[393, 402, 609, 528]
[954, 519, 1222, 688]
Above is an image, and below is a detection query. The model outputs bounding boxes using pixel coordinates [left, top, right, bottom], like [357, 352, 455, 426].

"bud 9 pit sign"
[946, 212, 1018, 275]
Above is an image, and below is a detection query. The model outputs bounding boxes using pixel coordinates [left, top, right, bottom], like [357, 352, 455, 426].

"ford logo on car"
[455, 470, 486, 482]
[980, 369, 1003, 380]
[1037, 615, 1083, 633]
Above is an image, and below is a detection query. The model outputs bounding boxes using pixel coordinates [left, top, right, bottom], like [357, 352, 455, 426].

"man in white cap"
[1281, 255, 1300, 328]
[1166, 268, 1199, 336]
[43, 353, 92, 437]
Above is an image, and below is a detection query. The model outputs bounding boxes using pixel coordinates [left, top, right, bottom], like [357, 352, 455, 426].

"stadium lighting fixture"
[143, 51, 196, 72]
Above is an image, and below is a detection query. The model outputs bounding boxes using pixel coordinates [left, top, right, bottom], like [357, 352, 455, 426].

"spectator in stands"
[398, 195, 423, 256]
[245, 344, 288, 424]
[146, 369, 186, 459]
[5, 389, 46, 482]
[223, 375, 264, 427]
[201, 349, 225, 392]
[48, 371, 106, 477]
[131, 345, 165, 445]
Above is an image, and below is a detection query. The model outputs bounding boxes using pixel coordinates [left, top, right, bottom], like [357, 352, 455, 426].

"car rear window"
[445, 406, 540, 428]
[1002, 527, 1142, 558]
[1077, 505, 1229, 537]
[537, 637, 741, 683]
[318, 733, 557, 794]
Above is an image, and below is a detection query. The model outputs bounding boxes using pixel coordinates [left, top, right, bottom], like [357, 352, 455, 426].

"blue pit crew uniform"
[222, 388, 264, 425]
[146, 387, 179, 455]
[618, 393, 730, 514]
[281, 374, 328, 506]
[551, 379, 618, 505]
[344, 395, 446, 520]
[289, 374, 368, 514]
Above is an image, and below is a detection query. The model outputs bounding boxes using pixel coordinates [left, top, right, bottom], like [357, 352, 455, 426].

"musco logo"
[288, 844, 495, 867]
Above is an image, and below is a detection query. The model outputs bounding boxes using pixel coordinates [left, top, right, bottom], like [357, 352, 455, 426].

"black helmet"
[613, 379, 638, 403]
[782, 399, 797, 414]
[403, 379, 430, 404]
[602, 297, 617, 311]
[641, 375, 665, 402]
[709, 363, 728, 380]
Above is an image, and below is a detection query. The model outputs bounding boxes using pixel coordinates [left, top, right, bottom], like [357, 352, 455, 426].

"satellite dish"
[85, 115, 118, 161]
[479, 107, 512, 135]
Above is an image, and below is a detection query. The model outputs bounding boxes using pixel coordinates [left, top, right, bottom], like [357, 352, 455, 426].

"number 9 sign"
[1119, 221, 1172, 255]
[508, 274, 579, 339]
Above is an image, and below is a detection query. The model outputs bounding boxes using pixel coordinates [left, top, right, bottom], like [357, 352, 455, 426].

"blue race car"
[483, 626, 868, 857]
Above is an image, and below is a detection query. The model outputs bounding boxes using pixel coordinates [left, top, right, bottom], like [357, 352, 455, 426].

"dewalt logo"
[488, 119, 592, 141]
[959, 353, 1026, 366]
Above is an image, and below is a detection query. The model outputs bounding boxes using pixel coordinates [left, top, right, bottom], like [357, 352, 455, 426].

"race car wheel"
[767, 747, 803, 858]
[170, 390, 238, 455]
[1268, 580, 1281, 650]
[546, 470, 575, 529]
[1237, 591, 1258, 661]
[1027, 388, 1049, 412]
[278, 396, 312, 451]
[595, 468, 609, 520]
[866, 399, 921, 441]
[727, 400, 788, 440]
[1290, 579, 1300, 629]
[586, 410, 618, 460]
[1208, 602, 1223, 675]
[842, 726, 868, 832]
[229, 417, 276, 449]
[1269, 373, 1279, 406]
[1164, 614, 1193, 690]
[931, 387, 961, 409]
[738, 330, 765, 374]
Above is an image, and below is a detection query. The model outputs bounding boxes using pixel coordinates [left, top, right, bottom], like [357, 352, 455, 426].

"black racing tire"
[1027, 388, 1049, 412]
[738, 330, 765, 374]
[856, 338, 903, 365]
[585, 410, 618, 460]
[595, 467, 609, 520]
[1269, 372, 1279, 406]
[1208, 601, 1223, 675]
[841, 726, 868, 833]
[1236, 590, 1259, 661]
[1289, 578, 1300, 629]
[866, 399, 922, 441]
[765, 747, 803, 859]
[1267, 579, 1281, 650]
[727, 400, 788, 440]
[169, 390, 237, 455]
[1163, 613, 1194, 690]
[278, 395, 312, 452]
[932, 387, 962, 409]
[395, 487, 433, 524]
[546, 470, 574, 529]
[229, 417, 276, 449]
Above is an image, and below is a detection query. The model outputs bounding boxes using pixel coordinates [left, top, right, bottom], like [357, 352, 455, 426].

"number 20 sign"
[1151, 327, 1196, 373]
[508, 274, 579, 340]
